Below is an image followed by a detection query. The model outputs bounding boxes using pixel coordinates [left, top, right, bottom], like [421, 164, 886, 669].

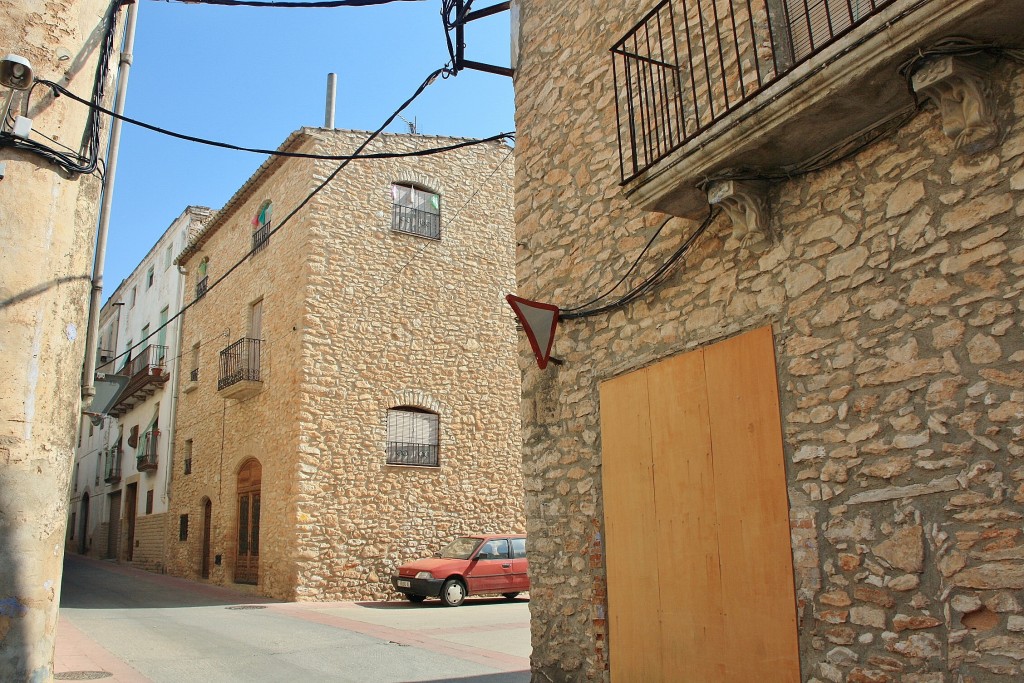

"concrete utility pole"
[0, 0, 121, 679]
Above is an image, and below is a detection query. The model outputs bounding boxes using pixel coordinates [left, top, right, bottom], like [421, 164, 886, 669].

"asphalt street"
[56, 554, 531, 682]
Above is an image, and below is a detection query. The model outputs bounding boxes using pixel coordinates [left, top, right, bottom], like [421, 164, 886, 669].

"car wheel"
[440, 579, 466, 607]
[405, 594, 425, 603]
[502, 592, 520, 600]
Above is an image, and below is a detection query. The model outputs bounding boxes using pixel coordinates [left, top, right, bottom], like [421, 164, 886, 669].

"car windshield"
[439, 537, 483, 559]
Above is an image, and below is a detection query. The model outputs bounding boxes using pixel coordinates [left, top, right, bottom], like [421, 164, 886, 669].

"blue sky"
[104, 0, 514, 298]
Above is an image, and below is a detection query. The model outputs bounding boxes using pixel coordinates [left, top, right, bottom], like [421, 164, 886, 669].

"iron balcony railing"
[392, 204, 441, 240]
[218, 337, 262, 391]
[196, 276, 209, 299]
[387, 442, 440, 467]
[189, 368, 199, 382]
[137, 429, 159, 472]
[122, 344, 167, 378]
[104, 445, 122, 483]
[252, 221, 271, 254]
[613, 0, 896, 182]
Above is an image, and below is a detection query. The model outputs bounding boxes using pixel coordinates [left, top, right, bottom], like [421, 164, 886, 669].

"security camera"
[0, 54, 33, 90]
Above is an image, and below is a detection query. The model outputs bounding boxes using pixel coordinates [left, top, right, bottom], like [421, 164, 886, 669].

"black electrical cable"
[32, 79, 512, 160]
[561, 208, 718, 321]
[104, 65, 454, 368]
[561, 214, 675, 314]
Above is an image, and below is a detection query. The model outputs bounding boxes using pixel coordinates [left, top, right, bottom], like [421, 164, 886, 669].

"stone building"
[511, 0, 1023, 680]
[165, 127, 523, 600]
[68, 207, 210, 569]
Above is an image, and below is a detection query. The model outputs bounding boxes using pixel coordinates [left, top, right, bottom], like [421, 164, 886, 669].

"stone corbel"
[706, 179, 770, 248]
[911, 55, 999, 154]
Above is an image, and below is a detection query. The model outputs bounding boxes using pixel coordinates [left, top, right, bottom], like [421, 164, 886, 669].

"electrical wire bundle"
[560, 208, 719, 320]
[0, 0, 120, 175]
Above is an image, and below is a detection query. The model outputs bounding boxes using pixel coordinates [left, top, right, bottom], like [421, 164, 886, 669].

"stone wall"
[167, 129, 524, 601]
[513, 0, 1024, 679]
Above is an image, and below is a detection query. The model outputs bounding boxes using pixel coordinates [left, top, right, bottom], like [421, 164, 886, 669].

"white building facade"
[68, 206, 211, 569]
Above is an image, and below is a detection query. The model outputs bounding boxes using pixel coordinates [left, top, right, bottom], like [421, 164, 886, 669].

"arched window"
[252, 200, 272, 253]
[391, 183, 440, 239]
[386, 406, 439, 467]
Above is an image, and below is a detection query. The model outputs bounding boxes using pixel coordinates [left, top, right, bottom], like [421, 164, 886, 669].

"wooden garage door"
[599, 325, 799, 682]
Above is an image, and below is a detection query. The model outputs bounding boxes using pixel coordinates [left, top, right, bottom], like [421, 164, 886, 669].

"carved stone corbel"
[706, 179, 771, 248]
[911, 55, 999, 154]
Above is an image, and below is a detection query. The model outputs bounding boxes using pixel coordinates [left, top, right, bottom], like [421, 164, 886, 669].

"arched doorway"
[234, 459, 261, 585]
[201, 498, 212, 579]
[78, 493, 90, 554]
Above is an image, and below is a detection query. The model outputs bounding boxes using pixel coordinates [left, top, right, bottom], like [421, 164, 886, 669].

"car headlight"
[415, 571, 433, 580]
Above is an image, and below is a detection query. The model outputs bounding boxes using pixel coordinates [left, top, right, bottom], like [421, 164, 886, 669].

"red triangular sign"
[506, 295, 559, 370]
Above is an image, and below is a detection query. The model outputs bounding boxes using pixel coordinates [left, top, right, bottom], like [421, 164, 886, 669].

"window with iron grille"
[391, 183, 441, 240]
[179, 514, 189, 541]
[252, 201, 272, 254]
[184, 439, 192, 475]
[387, 407, 439, 467]
[146, 489, 154, 515]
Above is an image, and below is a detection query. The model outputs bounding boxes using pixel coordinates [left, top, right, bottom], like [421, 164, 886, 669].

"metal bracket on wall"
[445, 1, 514, 77]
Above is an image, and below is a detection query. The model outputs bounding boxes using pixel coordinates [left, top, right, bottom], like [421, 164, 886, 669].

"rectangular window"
[183, 439, 193, 475]
[157, 307, 169, 354]
[511, 537, 527, 559]
[391, 183, 441, 239]
[165, 243, 174, 270]
[146, 266, 154, 289]
[386, 408, 440, 467]
[179, 514, 189, 541]
[189, 343, 200, 382]
[130, 286, 137, 308]
[145, 489, 154, 515]
[73, 463, 79, 492]
[249, 299, 263, 340]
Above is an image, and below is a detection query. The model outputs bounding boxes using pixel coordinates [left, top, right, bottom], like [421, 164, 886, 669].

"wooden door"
[107, 491, 121, 560]
[599, 325, 799, 682]
[201, 499, 212, 579]
[124, 484, 137, 562]
[235, 460, 261, 585]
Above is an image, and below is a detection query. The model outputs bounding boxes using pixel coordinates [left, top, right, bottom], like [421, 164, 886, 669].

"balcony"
[196, 276, 209, 299]
[137, 429, 159, 472]
[252, 221, 271, 254]
[107, 345, 169, 418]
[614, 0, 1021, 219]
[218, 337, 263, 400]
[104, 446, 122, 484]
[392, 204, 441, 240]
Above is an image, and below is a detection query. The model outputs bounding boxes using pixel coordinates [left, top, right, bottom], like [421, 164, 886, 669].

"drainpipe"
[81, 0, 138, 407]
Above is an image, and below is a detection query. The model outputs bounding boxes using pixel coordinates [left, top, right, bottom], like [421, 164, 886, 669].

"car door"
[510, 537, 529, 591]
[466, 538, 512, 594]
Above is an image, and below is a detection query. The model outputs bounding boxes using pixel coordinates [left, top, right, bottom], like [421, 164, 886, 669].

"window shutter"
[128, 425, 139, 448]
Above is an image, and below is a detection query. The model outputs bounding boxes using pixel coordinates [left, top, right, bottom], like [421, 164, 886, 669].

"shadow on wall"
[0, 505, 30, 678]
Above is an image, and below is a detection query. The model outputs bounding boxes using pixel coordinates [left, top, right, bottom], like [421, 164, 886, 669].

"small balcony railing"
[196, 276, 209, 299]
[252, 222, 271, 254]
[387, 442, 440, 467]
[104, 446, 122, 483]
[392, 204, 441, 240]
[189, 368, 199, 382]
[613, 0, 896, 182]
[218, 337, 262, 391]
[122, 344, 167, 378]
[137, 429, 159, 472]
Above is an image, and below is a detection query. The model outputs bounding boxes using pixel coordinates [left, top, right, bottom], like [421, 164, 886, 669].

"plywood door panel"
[647, 350, 727, 682]
[704, 326, 800, 683]
[600, 369, 662, 683]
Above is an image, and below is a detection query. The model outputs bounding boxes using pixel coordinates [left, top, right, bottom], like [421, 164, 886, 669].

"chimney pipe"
[325, 73, 337, 130]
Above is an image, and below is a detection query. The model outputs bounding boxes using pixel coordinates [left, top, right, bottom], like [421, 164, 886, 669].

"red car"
[391, 534, 529, 606]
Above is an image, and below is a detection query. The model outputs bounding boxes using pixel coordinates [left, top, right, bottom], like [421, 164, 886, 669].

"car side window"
[511, 537, 527, 559]
[479, 539, 509, 559]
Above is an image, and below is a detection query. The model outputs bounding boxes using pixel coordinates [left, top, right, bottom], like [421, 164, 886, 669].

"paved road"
[56, 554, 531, 683]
